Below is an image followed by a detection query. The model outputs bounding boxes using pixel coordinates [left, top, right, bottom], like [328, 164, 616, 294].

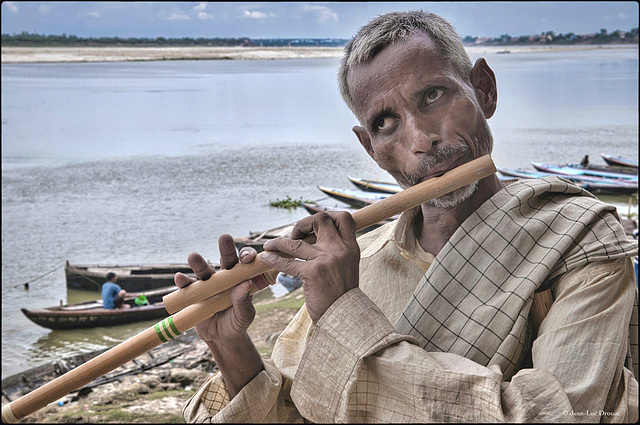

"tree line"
[464, 28, 638, 46]
[2, 28, 638, 48]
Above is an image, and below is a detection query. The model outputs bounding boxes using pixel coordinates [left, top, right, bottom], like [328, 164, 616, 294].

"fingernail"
[263, 240, 271, 249]
[239, 251, 250, 260]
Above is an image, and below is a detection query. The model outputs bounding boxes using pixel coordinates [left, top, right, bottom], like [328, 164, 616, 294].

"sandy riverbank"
[2, 44, 636, 64]
[1, 46, 345, 63]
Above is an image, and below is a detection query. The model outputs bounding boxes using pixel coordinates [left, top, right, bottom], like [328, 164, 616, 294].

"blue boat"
[601, 154, 638, 169]
[531, 162, 637, 182]
[347, 176, 402, 194]
[498, 168, 638, 195]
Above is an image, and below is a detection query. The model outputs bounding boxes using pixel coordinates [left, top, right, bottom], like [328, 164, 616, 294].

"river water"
[2, 47, 638, 378]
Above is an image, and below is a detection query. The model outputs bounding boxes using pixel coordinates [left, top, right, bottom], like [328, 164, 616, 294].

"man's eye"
[375, 116, 396, 131]
[425, 88, 444, 105]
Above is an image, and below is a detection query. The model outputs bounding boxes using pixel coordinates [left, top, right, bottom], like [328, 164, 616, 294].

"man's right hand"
[174, 234, 264, 398]
[174, 233, 258, 342]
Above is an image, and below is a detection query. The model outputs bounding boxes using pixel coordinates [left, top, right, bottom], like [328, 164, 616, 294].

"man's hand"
[174, 234, 264, 399]
[260, 212, 360, 323]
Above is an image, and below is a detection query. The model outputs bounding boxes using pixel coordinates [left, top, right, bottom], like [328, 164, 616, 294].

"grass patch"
[255, 296, 305, 314]
[269, 196, 309, 209]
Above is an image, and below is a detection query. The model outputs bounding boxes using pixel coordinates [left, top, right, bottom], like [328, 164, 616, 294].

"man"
[178, 11, 638, 422]
[101, 272, 127, 309]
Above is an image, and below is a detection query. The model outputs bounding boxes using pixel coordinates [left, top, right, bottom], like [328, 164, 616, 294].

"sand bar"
[2, 44, 636, 64]
[1, 46, 345, 63]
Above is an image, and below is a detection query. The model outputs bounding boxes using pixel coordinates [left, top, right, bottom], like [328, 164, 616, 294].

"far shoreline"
[1, 44, 637, 64]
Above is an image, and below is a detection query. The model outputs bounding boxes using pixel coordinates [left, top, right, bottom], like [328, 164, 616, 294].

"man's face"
[348, 32, 495, 207]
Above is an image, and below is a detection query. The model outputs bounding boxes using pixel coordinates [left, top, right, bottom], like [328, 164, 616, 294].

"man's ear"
[470, 58, 497, 119]
[353, 126, 377, 162]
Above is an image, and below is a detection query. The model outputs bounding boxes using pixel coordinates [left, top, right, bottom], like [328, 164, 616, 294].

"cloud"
[86, 11, 101, 19]
[243, 10, 267, 19]
[193, 3, 207, 12]
[302, 4, 338, 25]
[193, 2, 214, 19]
[4, 2, 18, 13]
[242, 9, 276, 20]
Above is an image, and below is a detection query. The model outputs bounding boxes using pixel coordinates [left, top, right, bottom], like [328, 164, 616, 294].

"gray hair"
[338, 10, 473, 119]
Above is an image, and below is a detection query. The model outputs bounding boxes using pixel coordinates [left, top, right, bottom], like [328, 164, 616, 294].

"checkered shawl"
[395, 177, 638, 380]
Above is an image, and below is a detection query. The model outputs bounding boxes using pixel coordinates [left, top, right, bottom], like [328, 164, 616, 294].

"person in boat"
[580, 154, 590, 167]
[101, 272, 128, 310]
[178, 10, 638, 423]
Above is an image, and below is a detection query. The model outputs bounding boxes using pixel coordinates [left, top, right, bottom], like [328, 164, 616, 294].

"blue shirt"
[101, 282, 122, 309]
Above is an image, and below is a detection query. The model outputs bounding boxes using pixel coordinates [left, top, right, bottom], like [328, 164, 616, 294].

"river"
[1, 47, 638, 378]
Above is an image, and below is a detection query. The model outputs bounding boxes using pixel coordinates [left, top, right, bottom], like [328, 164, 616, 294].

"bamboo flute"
[1, 154, 497, 423]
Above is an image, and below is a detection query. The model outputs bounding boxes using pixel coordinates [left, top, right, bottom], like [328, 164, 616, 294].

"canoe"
[347, 176, 402, 194]
[601, 154, 638, 169]
[317, 186, 391, 208]
[531, 162, 637, 182]
[497, 168, 638, 195]
[21, 286, 177, 330]
[64, 261, 217, 292]
[564, 162, 638, 175]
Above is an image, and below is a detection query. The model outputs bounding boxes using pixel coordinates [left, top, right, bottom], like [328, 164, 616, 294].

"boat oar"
[2, 154, 510, 423]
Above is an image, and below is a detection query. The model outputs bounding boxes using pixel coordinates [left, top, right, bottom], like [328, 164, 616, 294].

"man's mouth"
[419, 155, 468, 183]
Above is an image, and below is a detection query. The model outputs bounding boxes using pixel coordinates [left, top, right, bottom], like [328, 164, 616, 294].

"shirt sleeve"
[290, 258, 638, 423]
[182, 356, 306, 423]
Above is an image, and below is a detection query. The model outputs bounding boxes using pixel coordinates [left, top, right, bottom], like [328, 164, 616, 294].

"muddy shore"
[2, 44, 635, 64]
[2, 287, 304, 423]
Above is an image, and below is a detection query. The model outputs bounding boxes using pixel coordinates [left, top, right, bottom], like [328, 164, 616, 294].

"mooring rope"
[15, 265, 64, 289]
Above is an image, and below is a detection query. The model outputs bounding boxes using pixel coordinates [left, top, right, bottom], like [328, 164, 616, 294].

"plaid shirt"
[183, 177, 638, 423]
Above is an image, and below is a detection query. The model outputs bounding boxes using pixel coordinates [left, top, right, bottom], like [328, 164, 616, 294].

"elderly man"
[178, 11, 638, 423]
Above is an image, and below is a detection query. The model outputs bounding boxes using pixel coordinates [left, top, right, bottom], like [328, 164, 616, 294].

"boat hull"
[21, 286, 177, 330]
[601, 154, 638, 169]
[21, 305, 169, 330]
[64, 262, 204, 292]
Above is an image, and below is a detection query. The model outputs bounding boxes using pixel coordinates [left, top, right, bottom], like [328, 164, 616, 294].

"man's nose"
[404, 116, 439, 155]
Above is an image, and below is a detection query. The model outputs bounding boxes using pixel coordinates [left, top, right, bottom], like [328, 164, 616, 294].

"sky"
[1, 1, 638, 40]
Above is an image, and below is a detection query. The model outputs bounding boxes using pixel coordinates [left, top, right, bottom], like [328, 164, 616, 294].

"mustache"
[403, 143, 472, 187]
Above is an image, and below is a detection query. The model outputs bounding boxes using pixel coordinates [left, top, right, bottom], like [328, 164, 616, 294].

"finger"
[260, 250, 304, 278]
[218, 234, 239, 270]
[292, 212, 341, 244]
[238, 247, 258, 264]
[229, 281, 256, 327]
[174, 272, 196, 289]
[187, 252, 216, 281]
[290, 215, 316, 240]
[263, 236, 317, 261]
[325, 211, 357, 241]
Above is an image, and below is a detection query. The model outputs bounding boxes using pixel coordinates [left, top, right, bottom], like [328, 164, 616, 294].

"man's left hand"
[260, 211, 360, 323]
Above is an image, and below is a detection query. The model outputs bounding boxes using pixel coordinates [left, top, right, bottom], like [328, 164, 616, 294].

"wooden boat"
[234, 223, 295, 253]
[531, 162, 637, 182]
[64, 261, 217, 292]
[347, 176, 402, 194]
[498, 168, 638, 195]
[21, 286, 177, 330]
[317, 186, 391, 208]
[601, 154, 638, 169]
